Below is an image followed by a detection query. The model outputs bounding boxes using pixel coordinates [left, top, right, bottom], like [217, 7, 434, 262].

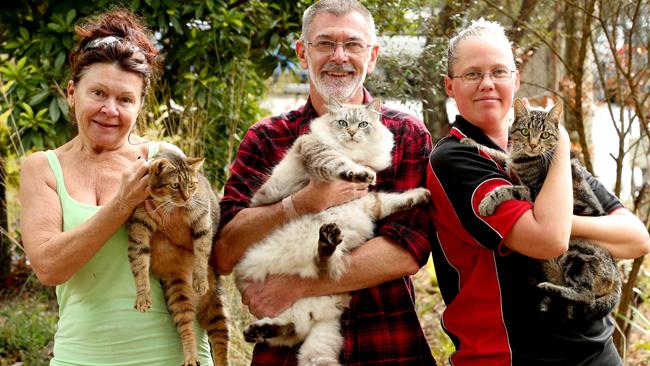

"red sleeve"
[375, 111, 434, 266]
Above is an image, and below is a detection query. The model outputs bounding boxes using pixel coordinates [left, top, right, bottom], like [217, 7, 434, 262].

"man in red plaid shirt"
[213, 1, 436, 364]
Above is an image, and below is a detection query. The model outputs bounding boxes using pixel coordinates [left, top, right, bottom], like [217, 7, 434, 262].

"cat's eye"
[171, 183, 180, 189]
[520, 128, 530, 136]
[541, 131, 550, 139]
[338, 120, 348, 127]
[358, 121, 369, 128]
[188, 182, 196, 189]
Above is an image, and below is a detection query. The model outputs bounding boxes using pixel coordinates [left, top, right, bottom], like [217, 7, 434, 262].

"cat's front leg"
[298, 136, 376, 185]
[460, 137, 509, 165]
[127, 204, 158, 312]
[338, 166, 376, 185]
[478, 185, 531, 216]
[192, 234, 212, 296]
[190, 213, 213, 296]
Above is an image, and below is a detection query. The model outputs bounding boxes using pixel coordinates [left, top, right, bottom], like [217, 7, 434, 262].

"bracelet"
[282, 195, 299, 220]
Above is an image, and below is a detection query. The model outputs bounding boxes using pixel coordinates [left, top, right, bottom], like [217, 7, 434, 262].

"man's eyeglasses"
[307, 40, 371, 55]
[452, 69, 516, 84]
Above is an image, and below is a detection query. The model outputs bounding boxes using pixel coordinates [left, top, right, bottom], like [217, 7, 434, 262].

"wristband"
[282, 195, 299, 220]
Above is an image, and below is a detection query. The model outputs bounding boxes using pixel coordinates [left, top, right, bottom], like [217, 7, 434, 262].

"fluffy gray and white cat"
[461, 99, 621, 324]
[234, 99, 430, 366]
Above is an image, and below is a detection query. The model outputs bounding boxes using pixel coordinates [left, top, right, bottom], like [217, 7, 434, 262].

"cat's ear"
[328, 97, 343, 112]
[366, 99, 381, 113]
[513, 98, 528, 119]
[546, 102, 563, 125]
[187, 157, 205, 171]
[151, 158, 173, 176]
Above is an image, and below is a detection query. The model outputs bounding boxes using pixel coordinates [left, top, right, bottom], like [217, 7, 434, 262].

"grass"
[0, 294, 57, 366]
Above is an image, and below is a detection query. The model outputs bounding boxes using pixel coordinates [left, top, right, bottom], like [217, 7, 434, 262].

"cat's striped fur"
[461, 99, 621, 324]
[235, 100, 431, 366]
[127, 149, 229, 366]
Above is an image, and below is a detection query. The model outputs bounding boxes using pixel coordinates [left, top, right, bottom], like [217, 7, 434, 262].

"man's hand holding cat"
[292, 178, 369, 215]
[241, 275, 306, 318]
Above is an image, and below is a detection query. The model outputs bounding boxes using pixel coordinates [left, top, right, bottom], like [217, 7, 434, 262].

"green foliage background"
[1, 0, 649, 364]
[0, 0, 310, 185]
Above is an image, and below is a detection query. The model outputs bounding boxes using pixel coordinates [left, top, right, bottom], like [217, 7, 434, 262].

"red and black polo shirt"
[426, 115, 623, 366]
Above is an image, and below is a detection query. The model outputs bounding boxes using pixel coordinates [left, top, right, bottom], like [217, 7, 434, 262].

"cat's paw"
[459, 137, 477, 146]
[405, 188, 431, 207]
[192, 275, 209, 296]
[339, 167, 376, 184]
[243, 322, 295, 343]
[477, 199, 497, 216]
[318, 223, 343, 260]
[134, 294, 152, 312]
[181, 355, 200, 366]
[537, 282, 565, 295]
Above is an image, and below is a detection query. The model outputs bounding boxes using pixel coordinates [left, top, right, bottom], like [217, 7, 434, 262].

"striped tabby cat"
[235, 99, 430, 366]
[127, 149, 229, 366]
[461, 99, 621, 323]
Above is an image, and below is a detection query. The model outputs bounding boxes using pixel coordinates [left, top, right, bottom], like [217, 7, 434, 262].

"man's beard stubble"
[309, 62, 366, 103]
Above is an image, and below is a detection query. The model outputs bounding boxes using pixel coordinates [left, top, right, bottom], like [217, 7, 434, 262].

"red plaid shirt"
[220, 90, 436, 365]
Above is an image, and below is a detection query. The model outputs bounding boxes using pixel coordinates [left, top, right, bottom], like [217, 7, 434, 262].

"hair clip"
[84, 36, 122, 51]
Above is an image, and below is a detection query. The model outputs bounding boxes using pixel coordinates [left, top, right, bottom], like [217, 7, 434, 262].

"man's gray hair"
[447, 18, 514, 76]
[301, 0, 377, 44]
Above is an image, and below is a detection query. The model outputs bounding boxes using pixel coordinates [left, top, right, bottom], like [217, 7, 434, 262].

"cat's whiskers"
[153, 199, 174, 212]
[153, 200, 176, 221]
[540, 149, 554, 169]
[186, 198, 209, 213]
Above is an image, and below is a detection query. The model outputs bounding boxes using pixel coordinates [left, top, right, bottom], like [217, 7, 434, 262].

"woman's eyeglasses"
[452, 69, 516, 84]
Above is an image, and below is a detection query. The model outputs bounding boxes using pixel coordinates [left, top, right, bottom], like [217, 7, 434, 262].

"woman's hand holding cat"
[292, 178, 370, 214]
[115, 158, 151, 211]
[241, 275, 306, 318]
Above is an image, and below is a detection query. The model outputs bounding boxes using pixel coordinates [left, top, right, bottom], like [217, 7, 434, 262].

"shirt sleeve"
[428, 139, 532, 253]
[375, 116, 434, 266]
[581, 166, 624, 214]
[219, 125, 271, 227]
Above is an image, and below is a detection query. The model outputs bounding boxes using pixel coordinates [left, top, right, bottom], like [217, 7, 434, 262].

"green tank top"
[45, 142, 213, 366]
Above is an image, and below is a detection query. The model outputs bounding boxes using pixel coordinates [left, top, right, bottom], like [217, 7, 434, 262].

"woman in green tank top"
[18, 10, 212, 366]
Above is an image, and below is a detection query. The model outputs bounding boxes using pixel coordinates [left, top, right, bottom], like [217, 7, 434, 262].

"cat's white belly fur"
[235, 197, 375, 283]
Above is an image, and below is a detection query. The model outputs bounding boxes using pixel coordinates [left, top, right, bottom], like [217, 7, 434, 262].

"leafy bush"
[0, 296, 57, 366]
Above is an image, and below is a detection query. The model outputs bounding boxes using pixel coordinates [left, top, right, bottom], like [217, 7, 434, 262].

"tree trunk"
[0, 156, 10, 285]
[418, 0, 471, 142]
[561, 0, 596, 173]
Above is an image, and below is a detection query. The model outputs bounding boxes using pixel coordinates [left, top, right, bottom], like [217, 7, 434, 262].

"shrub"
[0, 296, 57, 366]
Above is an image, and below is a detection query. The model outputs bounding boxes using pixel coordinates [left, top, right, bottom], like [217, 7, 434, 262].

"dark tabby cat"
[127, 149, 229, 366]
[461, 99, 621, 323]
